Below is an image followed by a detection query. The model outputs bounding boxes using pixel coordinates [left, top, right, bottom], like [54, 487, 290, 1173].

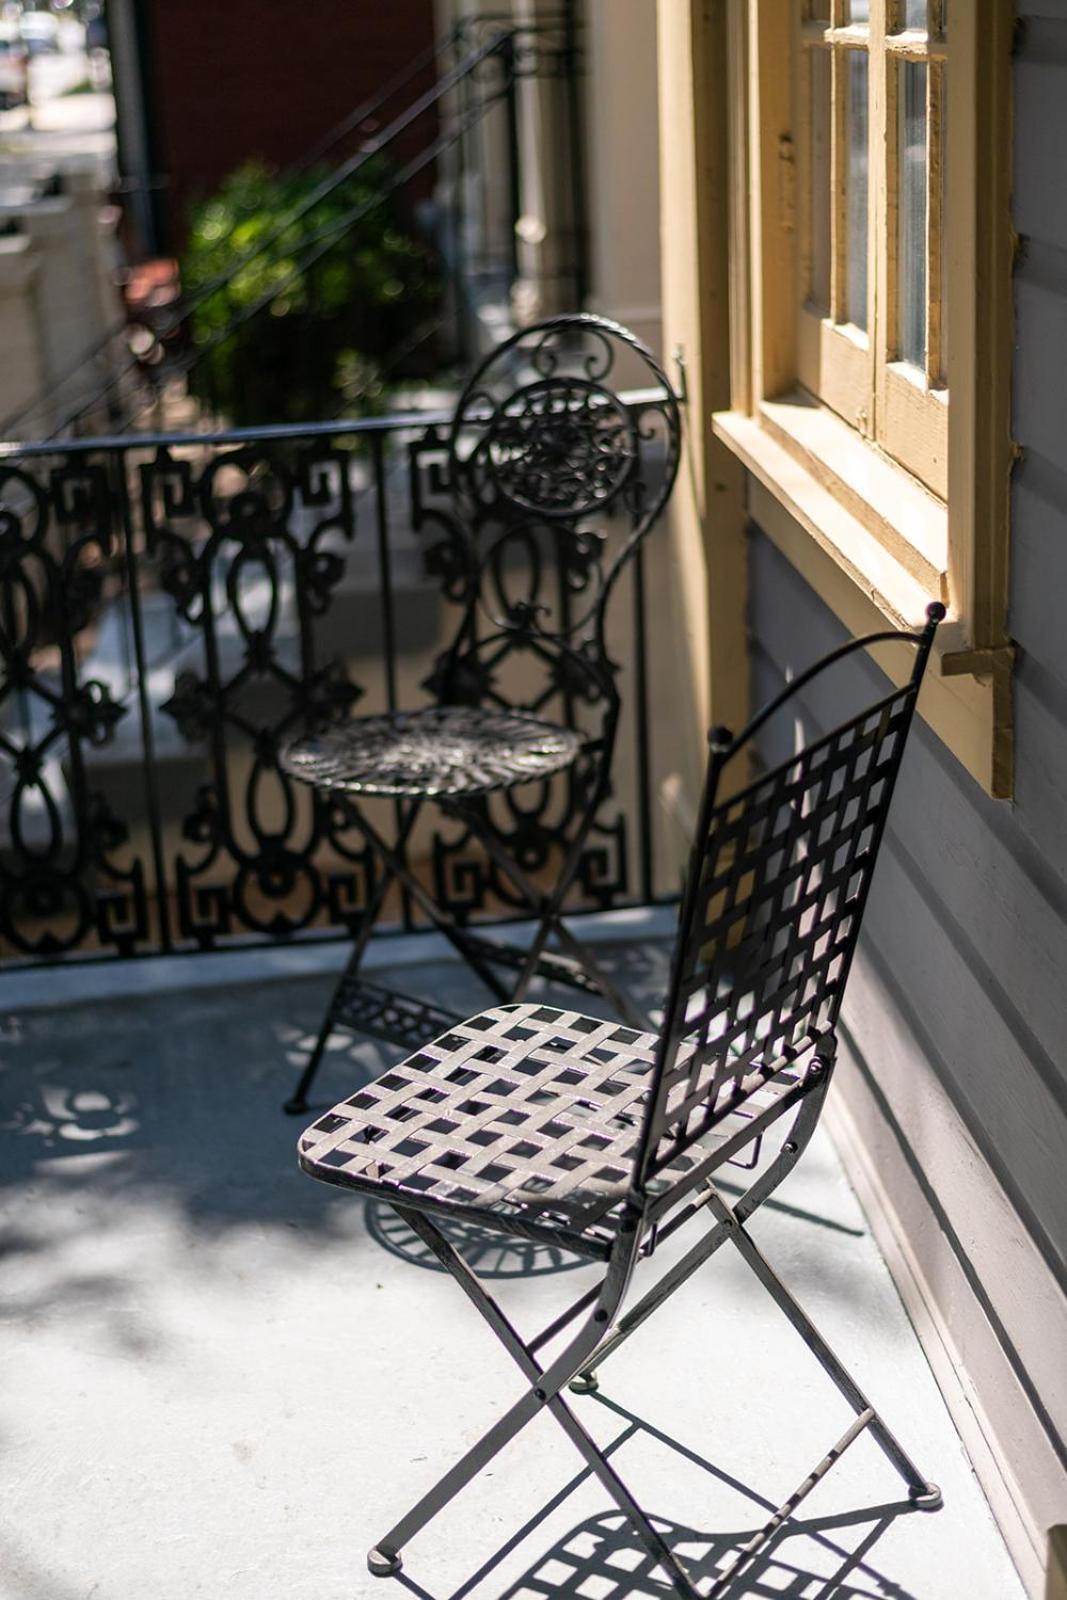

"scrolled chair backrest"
[425, 315, 682, 715]
[632, 604, 945, 1193]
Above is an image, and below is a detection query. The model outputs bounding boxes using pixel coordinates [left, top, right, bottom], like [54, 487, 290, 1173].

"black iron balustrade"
[0, 395, 668, 966]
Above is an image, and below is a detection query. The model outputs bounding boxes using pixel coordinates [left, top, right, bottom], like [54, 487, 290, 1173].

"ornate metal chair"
[281, 315, 682, 1114]
[296, 603, 946, 1597]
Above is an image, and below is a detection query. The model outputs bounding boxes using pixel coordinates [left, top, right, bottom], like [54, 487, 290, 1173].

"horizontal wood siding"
[742, 13, 1067, 1579]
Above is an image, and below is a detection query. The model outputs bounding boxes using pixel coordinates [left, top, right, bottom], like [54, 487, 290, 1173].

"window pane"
[847, 0, 870, 21]
[809, 48, 831, 309]
[846, 52, 869, 331]
[903, 0, 927, 26]
[898, 60, 928, 369]
[805, 0, 831, 18]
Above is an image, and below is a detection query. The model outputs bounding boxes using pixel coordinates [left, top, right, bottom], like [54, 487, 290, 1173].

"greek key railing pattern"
[0, 405, 665, 964]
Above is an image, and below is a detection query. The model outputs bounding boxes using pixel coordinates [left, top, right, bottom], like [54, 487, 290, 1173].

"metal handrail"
[0, 385, 671, 462]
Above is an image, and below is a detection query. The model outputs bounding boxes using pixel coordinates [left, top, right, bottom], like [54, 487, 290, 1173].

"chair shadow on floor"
[363, 1179, 862, 1282]
[388, 1391, 926, 1600]
[364, 1198, 589, 1278]
[347, 936, 677, 1281]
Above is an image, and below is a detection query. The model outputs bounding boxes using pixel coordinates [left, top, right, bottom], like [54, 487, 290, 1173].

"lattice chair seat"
[298, 1001, 800, 1258]
[282, 707, 583, 799]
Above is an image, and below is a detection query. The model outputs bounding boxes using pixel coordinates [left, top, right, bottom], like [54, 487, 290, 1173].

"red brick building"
[108, 0, 438, 255]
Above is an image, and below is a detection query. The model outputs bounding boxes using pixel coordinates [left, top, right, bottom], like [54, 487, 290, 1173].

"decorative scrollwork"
[402, 315, 682, 919]
[476, 377, 637, 517]
[282, 707, 582, 799]
[0, 459, 146, 959]
[142, 440, 372, 948]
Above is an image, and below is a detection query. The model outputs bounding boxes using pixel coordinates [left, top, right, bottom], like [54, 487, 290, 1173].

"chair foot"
[569, 1370, 599, 1395]
[909, 1482, 942, 1511]
[367, 1545, 403, 1577]
[283, 1095, 310, 1117]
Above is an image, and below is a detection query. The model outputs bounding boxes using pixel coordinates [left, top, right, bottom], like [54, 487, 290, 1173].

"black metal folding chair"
[281, 315, 682, 1115]
[296, 602, 946, 1597]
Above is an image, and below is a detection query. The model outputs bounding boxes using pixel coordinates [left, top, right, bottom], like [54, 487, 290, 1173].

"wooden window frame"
[798, 2, 949, 499]
[797, 7, 872, 444]
[712, 0, 1015, 797]
[876, 1, 949, 498]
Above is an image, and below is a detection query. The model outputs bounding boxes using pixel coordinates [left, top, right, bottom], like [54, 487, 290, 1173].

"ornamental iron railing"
[0, 398, 672, 966]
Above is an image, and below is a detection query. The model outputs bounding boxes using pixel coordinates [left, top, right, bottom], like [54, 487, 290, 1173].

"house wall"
[738, 8, 1067, 1593]
[0, 173, 123, 439]
[0, 237, 44, 429]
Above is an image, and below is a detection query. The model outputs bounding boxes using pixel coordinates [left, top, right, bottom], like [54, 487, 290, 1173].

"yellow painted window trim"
[712, 408, 1011, 796]
[756, 392, 948, 593]
[795, 1, 951, 495]
[720, 0, 1014, 799]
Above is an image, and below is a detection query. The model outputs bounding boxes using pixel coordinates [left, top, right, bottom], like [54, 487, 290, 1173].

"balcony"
[0, 317, 1041, 1596]
[1, 921, 1026, 1598]
[0, 7, 1057, 1592]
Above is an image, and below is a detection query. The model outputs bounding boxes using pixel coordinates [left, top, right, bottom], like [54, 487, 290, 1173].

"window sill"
[711, 405, 1013, 797]
[758, 393, 949, 592]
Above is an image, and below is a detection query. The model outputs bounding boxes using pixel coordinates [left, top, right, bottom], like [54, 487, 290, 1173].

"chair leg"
[283, 992, 339, 1115]
[544, 1391, 700, 1598]
[347, 805, 515, 1004]
[703, 1186, 941, 1509]
[571, 1086, 828, 1392]
[284, 798, 513, 1114]
[283, 893, 397, 1115]
[367, 1206, 701, 1597]
[456, 802, 651, 1028]
[543, 915, 652, 1030]
[284, 803, 424, 1114]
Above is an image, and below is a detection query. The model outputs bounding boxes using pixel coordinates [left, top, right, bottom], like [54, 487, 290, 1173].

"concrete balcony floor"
[0, 915, 1026, 1600]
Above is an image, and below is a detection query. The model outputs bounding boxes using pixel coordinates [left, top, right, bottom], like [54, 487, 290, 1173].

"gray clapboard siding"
[748, 577, 1067, 1290]
[835, 958, 1067, 1551]
[1014, 661, 1067, 870]
[751, 601, 1067, 1110]
[1012, 453, 1067, 696]
[1014, 254, 1067, 476]
[746, 543, 1067, 1563]
[1015, 29, 1067, 261]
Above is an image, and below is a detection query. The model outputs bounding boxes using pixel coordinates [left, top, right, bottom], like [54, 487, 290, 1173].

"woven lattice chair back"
[634, 607, 943, 1191]
[421, 315, 682, 720]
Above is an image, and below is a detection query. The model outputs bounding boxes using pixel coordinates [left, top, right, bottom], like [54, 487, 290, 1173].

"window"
[798, 1, 948, 498]
[709, 0, 1014, 795]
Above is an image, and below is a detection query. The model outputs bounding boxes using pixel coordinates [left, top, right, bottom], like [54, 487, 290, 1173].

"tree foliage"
[181, 161, 441, 425]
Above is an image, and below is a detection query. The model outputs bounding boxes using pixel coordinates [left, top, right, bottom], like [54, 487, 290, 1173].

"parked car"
[0, 23, 28, 107]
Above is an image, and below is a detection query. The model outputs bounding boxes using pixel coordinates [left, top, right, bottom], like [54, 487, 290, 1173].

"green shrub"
[181, 160, 441, 425]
